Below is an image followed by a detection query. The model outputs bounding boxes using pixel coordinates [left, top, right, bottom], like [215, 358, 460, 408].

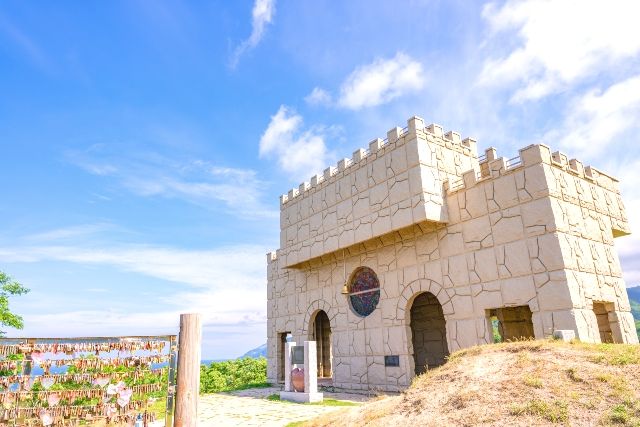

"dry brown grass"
[299, 340, 640, 427]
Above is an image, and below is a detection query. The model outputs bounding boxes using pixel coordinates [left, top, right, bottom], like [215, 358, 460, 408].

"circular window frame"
[346, 267, 381, 317]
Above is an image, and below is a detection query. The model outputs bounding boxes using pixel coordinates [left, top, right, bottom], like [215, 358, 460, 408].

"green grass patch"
[523, 375, 543, 388]
[266, 393, 359, 407]
[586, 344, 640, 366]
[607, 400, 640, 425]
[510, 399, 569, 423]
[610, 404, 630, 424]
[147, 398, 167, 421]
[446, 346, 483, 363]
[309, 399, 359, 407]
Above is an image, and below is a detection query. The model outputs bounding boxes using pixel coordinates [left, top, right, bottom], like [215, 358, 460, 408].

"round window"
[348, 267, 380, 317]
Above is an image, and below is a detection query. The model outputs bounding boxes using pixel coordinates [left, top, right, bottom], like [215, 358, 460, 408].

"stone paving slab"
[197, 387, 370, 426]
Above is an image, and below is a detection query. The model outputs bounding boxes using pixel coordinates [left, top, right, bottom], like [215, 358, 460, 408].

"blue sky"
[1, 0, 639, 359]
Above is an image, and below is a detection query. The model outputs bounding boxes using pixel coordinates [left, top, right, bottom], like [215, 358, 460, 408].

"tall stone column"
[304, 340, 318, 394]
[283, 341, 296, 392]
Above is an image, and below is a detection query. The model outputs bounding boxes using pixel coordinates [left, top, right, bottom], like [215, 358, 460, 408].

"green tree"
[0, 271, 29, 335]
[200, 357, 268, 393]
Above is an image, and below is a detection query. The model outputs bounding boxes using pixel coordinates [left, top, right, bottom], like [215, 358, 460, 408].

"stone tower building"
[266, 116, 638, 392]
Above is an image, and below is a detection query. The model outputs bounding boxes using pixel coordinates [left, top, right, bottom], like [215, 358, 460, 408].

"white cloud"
[18, 286, 267, 336]
[12, 283, 268, 358]
[259, 105, 329, 181]
[0, 243, 266, 289]
[480, 0, 640, 102]
[230, 0, 276, 68]
[337, 52, 425, 110]
[67, 149, 277, 219]
[544, 75, 640, 157]
[0, 14, 50, 71]
[25, 223, 121, 242]
[1, 228, 269, 358]
[304, 87, 332, 106]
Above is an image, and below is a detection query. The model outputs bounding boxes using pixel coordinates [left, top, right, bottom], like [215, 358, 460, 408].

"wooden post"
[174, 313, 202, 427]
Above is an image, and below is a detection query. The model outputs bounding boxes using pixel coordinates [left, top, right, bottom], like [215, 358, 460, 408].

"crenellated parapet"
[548, 150, 620, 193]
[279, 116, 479, 206]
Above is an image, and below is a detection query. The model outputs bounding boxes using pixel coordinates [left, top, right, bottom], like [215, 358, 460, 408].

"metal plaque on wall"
[291, 346, 305, 364]
[384, 355, 400, 367]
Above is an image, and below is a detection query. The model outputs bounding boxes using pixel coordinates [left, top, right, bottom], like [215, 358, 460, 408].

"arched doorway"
[311, 310, 332, 378]
[410, 292, 449, 375]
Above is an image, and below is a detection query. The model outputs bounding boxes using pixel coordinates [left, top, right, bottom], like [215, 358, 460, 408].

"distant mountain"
[241, 343, 267, 359]
[201, 359, 228, 366]
[628, 286, 640, 305]
[627, 286, 640, 339]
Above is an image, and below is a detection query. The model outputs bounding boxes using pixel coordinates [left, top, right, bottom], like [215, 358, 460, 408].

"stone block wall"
[266, 116, 638, 392]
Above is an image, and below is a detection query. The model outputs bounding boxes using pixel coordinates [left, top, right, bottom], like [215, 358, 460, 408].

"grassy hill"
[301, 341, 640, 426]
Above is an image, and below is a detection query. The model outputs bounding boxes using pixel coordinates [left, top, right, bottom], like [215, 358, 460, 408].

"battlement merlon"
[277, 116, 480, 268]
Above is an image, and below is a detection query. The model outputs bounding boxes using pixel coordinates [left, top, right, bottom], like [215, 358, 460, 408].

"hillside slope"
[627, 286, 640, 338]
[303, 341, 640, 427]
[241, 343, 267, 358]
[627, 286, 640, 304]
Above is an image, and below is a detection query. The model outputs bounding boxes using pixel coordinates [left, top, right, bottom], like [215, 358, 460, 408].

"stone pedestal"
[280, 340, 324, 403]
[279, 391, 324, 403]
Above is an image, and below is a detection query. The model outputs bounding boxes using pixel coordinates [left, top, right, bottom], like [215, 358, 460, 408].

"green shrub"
[200, 357, 268, 393]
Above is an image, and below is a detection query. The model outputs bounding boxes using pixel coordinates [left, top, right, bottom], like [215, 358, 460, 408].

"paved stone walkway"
[197, 386, 370, 426]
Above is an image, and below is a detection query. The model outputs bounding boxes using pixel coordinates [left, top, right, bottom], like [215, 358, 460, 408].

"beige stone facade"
[266, 116, 638, 392]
